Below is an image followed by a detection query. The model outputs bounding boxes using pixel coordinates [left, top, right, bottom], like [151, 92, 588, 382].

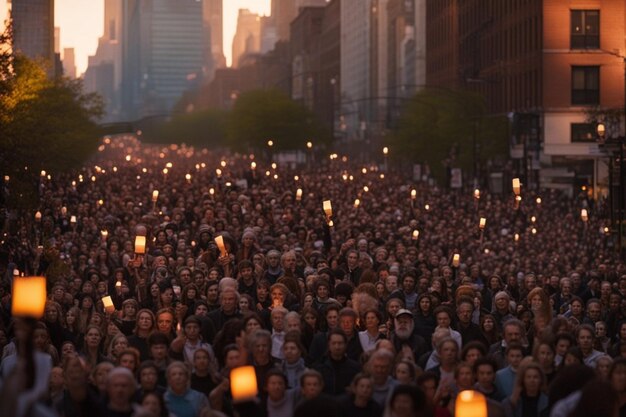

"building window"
[572, 66, 599, 105]
[571, 123, 596, 142]
[571, 10, 599, 49]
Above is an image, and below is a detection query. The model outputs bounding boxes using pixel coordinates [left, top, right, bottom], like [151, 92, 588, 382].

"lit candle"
[296, 188, 303, 201]
[101, 230, 108, 240]
[581, 209, 588, 222]
[354, 198, 360, 208]
[215, 235, 227, 257]
[102, 296, 115, 314]
[265, 170, 271, 176]
[512, 178, 521, 195]
[531, 216, 536, 223]
[411, 189, 417, 200]
[61, 206, 67, 216]
[455, 390, 487, 417]
[479, 218, 486, 229]
[323, 200, 333, 218]
[452, 253, 460, 268]
[220, 160, 226, 167]
[425, 204, 430, 211]
[514, 233, 520, 241]
[70, 215, 77, 224]
[307, 141, 313, 149]
[40, 170, 46, 177]
[115, 280, 122, 288]
[162, 168, 168, 176]
[294, 175, 299, 181]
[604, 227, 610, 234]
[267, 140, 274, 147]
[230, 366, 258, 403]
[209, 188, 215, 195]
[362, 168, 367, 174]
[135, 236, 146, 254]
[271, 163, 277, 170]
[383, 147, 389, 155]
[536, 197, 542, 205]
[35, 211, 42, 222]
[531, 227, 537, 234]
[363, 186, 369, 192]
[152, 190, 159, 202]
[474, 189, 480, 199]
[412, 230, 419, 240]
[11, 276, 47, 318]
[251, 161, 257, 170]
[185, 173, 191, 183]
[98, 199, 104, 206]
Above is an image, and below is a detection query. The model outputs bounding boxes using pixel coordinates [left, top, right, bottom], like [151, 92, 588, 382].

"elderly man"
[390, 309, 427, 362]
[164, 361, 209, 417]
[367, 348, 399, 407]
[488, 319, 527, 369]
[105, 367, 137, 417]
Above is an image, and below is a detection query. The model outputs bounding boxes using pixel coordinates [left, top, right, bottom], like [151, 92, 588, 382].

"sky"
[0, 0, 271, 76]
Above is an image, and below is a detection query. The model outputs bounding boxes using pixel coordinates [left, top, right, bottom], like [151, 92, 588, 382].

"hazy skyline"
[0, 0, 271, 75]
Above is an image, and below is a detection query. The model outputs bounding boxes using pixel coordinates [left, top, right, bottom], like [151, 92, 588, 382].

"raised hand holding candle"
[215, 235, 227, 257]
[102, 296, 115, 314]
[152, 190, 159, 202]
[323, 200, 332, 218]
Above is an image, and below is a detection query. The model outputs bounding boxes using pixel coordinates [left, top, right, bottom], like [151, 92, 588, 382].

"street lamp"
[597, 121, 625, 260]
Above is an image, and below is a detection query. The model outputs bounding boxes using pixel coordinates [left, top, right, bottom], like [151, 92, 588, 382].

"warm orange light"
[152, 190, 159, 202]
[412, 230, 419, 240]
[354, 198, 360, 208]
[479, 218, 486, 229]
[323, 200, 332, 218]
[512, 178, 521, 195]
[215, 236, 227, 257]
[102, 296, 115, 314]
[411, 189, 417, 200]
[581, 209, 588, 222]
[455, 390, 487, 417]
[296, 188, 303, 201]
[474, 189, 480, 199]
[12, 276, 47, 318]
[452, 253, 460, 268]
[135, 236, 146, 254]
[230, 366, 258, 402]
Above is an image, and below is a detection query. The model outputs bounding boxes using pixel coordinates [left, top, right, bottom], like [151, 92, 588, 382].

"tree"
[0, 40, 104, 209]
[146, 108, 230, 147]
[389, 88, 508, 184]
[227, 89, 330, 152]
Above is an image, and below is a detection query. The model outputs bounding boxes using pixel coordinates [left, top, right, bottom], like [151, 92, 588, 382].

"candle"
[102, 296, 115, 314]
[514, 233, 520, 241]
[512, 178, 521, 195]
[215, 235, 227, 256]
[536, 197, 542, 205]
[251, 161, 257, 170]
[424, 204, 430, 211]
[166, 162, 173, 168]
[323, 200, 332, 218]
[296, 188, 303, 201]
[98, 199, 104, 206]
[230, 366, 258, 402]
[294, 175, 299, 181]
[209, 188, 215, 195]
[412, 230, 419, 240]
[185, 173, 191, 183]
[307, 141, 313, 149]
[363, 186, 369, 192]
[35, 211, 42, 222]
[531, 227, 537, 235]
[11, 276, 47, 318]
[479, 218, 486, 229]
[531, 216, 536, 223]
[271, 163, 277, 170]
[40, 170, 46, 177]
[152, 190, 159, 202]
[411, 189, 417, 200]
[70, 215, 77, 224]
[265, 170, 271, 176]
[220, 160, 226, 167]
[101, 230, 108, 239]
[474, 189, 480, 199]
[115, 280, 121, 288]
[342, 174, 348, 181]
[162, 168, 168, 176]
[452, 253, 460, 268]
[135, 236, 146, 254]
[354, 198, 360, 208]
[581, 209, 588, 222]
[455, 390, 487, 417]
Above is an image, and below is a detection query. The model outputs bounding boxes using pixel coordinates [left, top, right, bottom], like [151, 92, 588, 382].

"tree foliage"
[389, 88, 508, 183]
[0, 22, 104, 209]
[227, 89, 330, 152]
[145, 108, 230, 147]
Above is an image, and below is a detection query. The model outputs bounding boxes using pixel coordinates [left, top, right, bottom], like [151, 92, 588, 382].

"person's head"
[300, 369, 324, 399]
[454, 362, 474, 389]
[533, 340, 555, 370]
[433, 306, 453, 328]
[282, 331, 305, 364]
[474, 357, 497, 388]
[135, 309, 156, 334]
[107, 367, 136, 406]
[456, 298, 474, 325]
[118, 348, 140, 373]
[577, 324, 596, 353]
[394, 360, 418, 385]
[394, 309, 415, 340]
[587, 299, 602, 322]
[610, 358, 626, 393]
[325, 304, 341, 329]
[349, 373, 374, 400]
[387, 384, 431, 417]
[84, 324, 103, 349]
[366, 349, 394, 384]
[502, 319, 524, 344]
[516, 361, 545, 395]
[327, 328, 348, 360]
[220, 288, 239, 313]
[91, 361, 114, 393]
[248, 329, 272, 363]
[147, 332, 170, 361]
[265, 369, 287, 401]
[596, 355, 613, 379]
[460, 341, 486, 366]
[437, 337, 459, 366]
[243, 313, 263, 334]
[338, 308, 357, 337]
[166, 361, 190, 393]
[138, 361, 159, 391]
[141, 392, 167, 417]
[555, 332, 575, 357]
[156, 309, 175, 334]
[505, 342, 525, 369]
[270, 306, 288, 332]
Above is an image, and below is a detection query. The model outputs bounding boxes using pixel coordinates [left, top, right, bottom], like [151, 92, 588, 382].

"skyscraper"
[62, 47, 76, 78]
[203, 0, 226, 69]
[121, 0, 205, 118]
[10, 0, 55, 74]
[231, 9, 261, 68]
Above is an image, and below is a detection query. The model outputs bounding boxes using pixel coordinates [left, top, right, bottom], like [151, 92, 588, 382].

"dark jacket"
[313, 355, 361, 396]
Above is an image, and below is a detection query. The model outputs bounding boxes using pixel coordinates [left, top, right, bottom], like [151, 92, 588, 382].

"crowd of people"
[0, 135, 623, 417]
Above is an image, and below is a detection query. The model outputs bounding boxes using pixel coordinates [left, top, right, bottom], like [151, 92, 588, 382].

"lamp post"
[597, 122, 625, 260]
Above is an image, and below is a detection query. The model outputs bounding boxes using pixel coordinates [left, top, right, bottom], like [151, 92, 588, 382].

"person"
[248, 329, 281, 394]
[280, 331, 307, 389]
[358, 308, 384, 353]
[502, 361, 548, 417]
[169, 315, 217, 367]
[393, 359, 418, 386]
[104, 367, 137, 417]
[128, 309, 156, 362]
[264, 368, 297, 417]
[313, 329, 361, 395]
[488, 319, 526, 369]
[578, 324, 604, 367]
[390, 309, 428, 363]
[473, 356, 505, 401]
[384, 384, 432, 417]
[164, 361, 209, 417]
[455, 297, 488, 346]
[494, 342, 525, 398]
[366, 348, 398, 407]
[337, 373, 383, 417]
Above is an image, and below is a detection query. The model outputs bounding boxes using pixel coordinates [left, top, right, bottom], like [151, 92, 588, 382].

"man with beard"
[390, 309, 427, 362]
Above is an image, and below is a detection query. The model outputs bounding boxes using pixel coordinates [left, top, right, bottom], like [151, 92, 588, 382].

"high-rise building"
[272, 0, 296, 42]
[62, 47, 76, 78]
[203, 0, 226, 70]
[121, 0, 205, 119]
[10, 0, 55, 74]
[232, 9, 261, 68]
[54, 26, 60, 53]
[340, 0, 372, 141]
[84, 0, 123, 120]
